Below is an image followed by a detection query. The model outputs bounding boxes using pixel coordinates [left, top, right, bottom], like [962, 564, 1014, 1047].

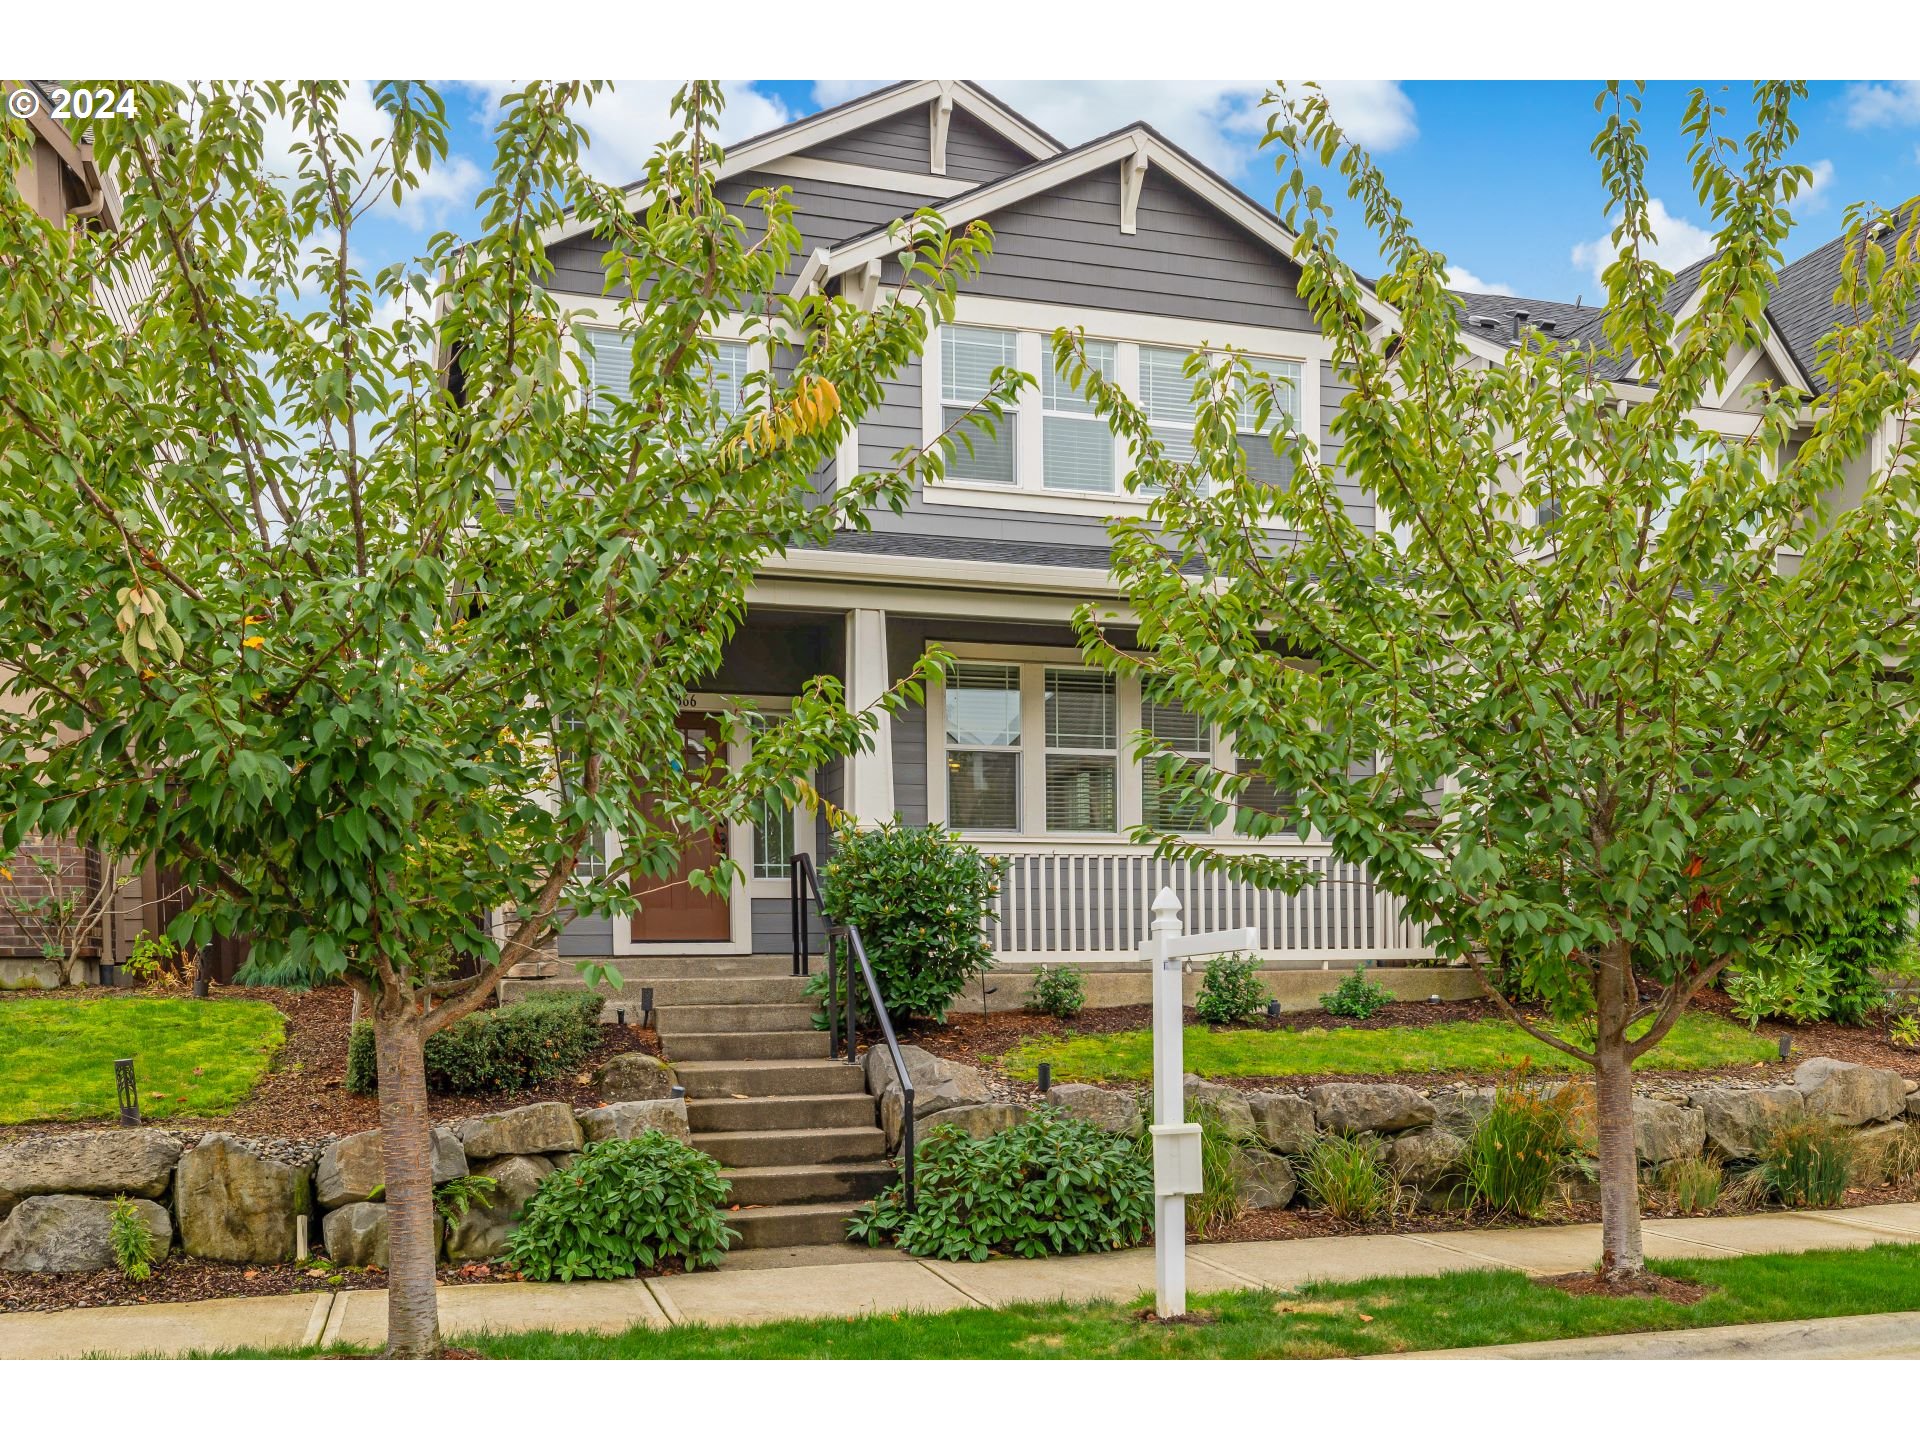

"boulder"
[0, 1194, 172, 1274]
[1390, 1127, 1468, 1189]
[1795, 1058, 1907, 1127]
[1182, 1077, 1255, 1139]
[456, 1102, 583, 1161]
[594, 1052, 677, 1103]
[1042, 1084, 1143, 1137]
[1691, 1086, 1804, 1162]
[0, 1130, 183, 1202]
[445, 1155, 555, 1263]
[577, 1099, 690, 1144]
[1908, 1093, 1920, 1121]
[1431, 1088, 1496, 1138]
[315, 1126, 466, 1210]
[1308, 1083, 1435, 1136]
[1246, 1092, 1317, 1153]
[865, 1045, 992, 1152]
[173, 1132, 313, 1264]
[1849, 1121, 1913, 1185]
[1229, 1150, 1298, 1210]
[321, 1201, 445, 1270]
[925, 1103, 1028, 1140]
[1633, 1100, 1707, 1166]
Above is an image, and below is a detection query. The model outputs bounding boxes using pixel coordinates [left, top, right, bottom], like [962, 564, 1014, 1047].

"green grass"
[996, 1009, 1775, 1084]
[0, 993, 286, 1124]
[204, 1243, 1920, 1359]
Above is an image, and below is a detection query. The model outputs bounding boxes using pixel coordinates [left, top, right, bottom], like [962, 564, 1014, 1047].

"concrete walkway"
[3, 1201, 1917, 1359]
[1389, 1309, 1920, 1360]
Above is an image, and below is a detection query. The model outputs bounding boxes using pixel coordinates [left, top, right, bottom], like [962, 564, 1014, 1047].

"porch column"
[843, 607, 895, 825]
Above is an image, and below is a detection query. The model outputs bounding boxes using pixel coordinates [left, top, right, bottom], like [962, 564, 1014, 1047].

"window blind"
[1041, 339, 1116, 493]
[1143, 698, 1211, 832]
[942, 326, 1018, 484]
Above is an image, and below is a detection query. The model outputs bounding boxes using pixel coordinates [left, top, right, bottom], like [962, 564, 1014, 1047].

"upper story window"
[941, 326, 1019, 484]
[1040, 339, 1117, 493]
[581, 326, 751, 420]
[1236, 359, 1303, 484]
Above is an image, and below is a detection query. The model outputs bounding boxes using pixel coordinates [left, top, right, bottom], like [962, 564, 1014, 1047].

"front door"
[630, 712, 734, 944]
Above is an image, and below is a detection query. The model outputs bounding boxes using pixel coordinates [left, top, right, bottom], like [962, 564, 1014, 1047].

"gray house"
[535, 79, 1440, 985]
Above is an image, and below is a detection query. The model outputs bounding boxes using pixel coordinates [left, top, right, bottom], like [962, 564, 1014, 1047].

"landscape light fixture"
[1429, 994, 1441, 1004]
[1778, 1035, 1792, 1061]
[615, 1006, 626, 1027]
[640, 986, 655, 1028]
[670, 1084, 686, 1100]
[115, 1058, 139, 1127]
[1266, 999, 1281, 1021]
[1036, 1062, 1052, 1094]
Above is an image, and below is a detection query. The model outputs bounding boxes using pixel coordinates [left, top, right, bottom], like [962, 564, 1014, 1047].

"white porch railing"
[980, 842, 1434, 967]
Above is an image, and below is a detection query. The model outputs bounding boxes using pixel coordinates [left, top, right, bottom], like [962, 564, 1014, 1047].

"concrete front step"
[687, 1093, 877, 1134]
[726, 1200, 865, 1250]
[656, 1002, 821, 1035]
[720, 1161, 895, 1208]
[664, 1030, 833, 1062]
[611, 954, 798, 979]
[693, 1126, 887, 1168]
[675, 1058, 868, 1099]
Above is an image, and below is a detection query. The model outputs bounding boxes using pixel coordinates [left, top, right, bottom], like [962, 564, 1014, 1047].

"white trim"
[1670, 279, 1818, 395]
[752, 154, 972, 199]
[929, 85, 954, 176]
[538, 81, 1058, 251]
[1119, 141, 1149, 236]
[754, 548, 1122, 597]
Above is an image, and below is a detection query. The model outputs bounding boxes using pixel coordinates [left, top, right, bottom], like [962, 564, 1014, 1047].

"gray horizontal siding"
[801, 107, 1031, 185]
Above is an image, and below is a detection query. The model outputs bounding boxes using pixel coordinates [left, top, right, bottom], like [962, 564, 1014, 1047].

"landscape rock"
[577, 1099, 690, 1144]
[1042, 1084, 1142, 1137]
[1246, 1092, 1317, 1153]
[1182, 1077, 1255, 1139]
[594, 1052, 677, 1103]
[1229, 1150, 1298, 1210]
[925, 1103, 1028, 1140]
[0, 1194, 172, 1274]
[456, 1102, 583, 1161]
[321, 1201, 445, 1270]
[315, 1126, 467, 1210]
[1308, 1083, 1435, 1136]
[866, 1045, 992, 1152]
[1849, 1121, 1913, 1184]
[0, 1130, 183, 1202]
[1431, 1088, 1496, 1138]
[1633, 1100, 1707, 1166]
[174, 1133, 313, 1264]
[1390, 1127, 1468, 1189]
[1795, 1059, 1907, 1126]
[1908, 1094, 1920, 1121]
[1691, 1086, 1804, 1161]
[445, 1155, 555, 1262]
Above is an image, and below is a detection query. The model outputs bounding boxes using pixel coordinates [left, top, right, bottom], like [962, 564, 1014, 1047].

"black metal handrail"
[791, 852, 915, 1211]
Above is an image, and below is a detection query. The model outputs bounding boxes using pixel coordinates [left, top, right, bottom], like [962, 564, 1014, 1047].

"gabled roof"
[1768, 203, 1920, 390]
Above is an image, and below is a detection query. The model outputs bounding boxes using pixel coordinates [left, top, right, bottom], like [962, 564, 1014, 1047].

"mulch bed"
[0, 1256, 525, 1315]
[1535, 1271, 1713, 1303]
[0, 983, 664, 1146]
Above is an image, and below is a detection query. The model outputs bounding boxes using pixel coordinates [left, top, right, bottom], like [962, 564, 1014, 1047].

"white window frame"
[919, 297, 1326, 520]
[568, 299, 778, 415]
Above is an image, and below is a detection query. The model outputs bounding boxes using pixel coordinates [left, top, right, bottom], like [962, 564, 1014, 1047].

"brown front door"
[630, 713, 733, 944]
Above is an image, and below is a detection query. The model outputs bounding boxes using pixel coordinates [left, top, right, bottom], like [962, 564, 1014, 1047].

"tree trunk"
[371, 1004, 442, 1358]
[1592, 942, 1644, 1282]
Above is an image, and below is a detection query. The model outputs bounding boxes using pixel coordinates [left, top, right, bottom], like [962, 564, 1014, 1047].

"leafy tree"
[0, 81, 1008, 1353]
[1062, 82, 1920, 1281]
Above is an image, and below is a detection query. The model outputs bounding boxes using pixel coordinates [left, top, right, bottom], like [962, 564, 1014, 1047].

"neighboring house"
[0, 82, 191, 987]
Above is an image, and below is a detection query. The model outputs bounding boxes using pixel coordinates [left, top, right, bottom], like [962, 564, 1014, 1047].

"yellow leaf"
[243, 635, 266, 650]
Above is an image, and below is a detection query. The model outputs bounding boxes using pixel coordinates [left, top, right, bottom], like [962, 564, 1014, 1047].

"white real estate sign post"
[1144, 886, 1258, 1319]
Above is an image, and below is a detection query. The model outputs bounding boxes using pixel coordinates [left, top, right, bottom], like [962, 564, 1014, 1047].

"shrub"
[503, 1134, 735, 1281]
[1463, 1083, 1574, 1218]
[345, 989, 604, 1095]
[1319, 967, 1392, 1020]
[847, 1106, 1151, 1261]
[123, 931, 185, 988]
[1193, 952, 1268, 1026]
[108, 1194, 155, 1281]
[1790, 876, 1918, 1026]
[1726, 948, 1837, 1028]
[1757, 1118, 1854, 1208]
[1658, 1156, 1724, 1215]
[1297, 1134, 1396, 1222]
[1028, 965, 1086, 1020]
[817, 820, 1001, 1022]
[432, 1173, 499, 1224]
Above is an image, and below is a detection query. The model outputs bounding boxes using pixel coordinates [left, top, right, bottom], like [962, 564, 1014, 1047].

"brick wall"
[0, 836, 104, 959]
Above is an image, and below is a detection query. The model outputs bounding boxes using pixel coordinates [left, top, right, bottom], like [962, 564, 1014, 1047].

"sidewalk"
[3, 1201, 1917, 1359]
[1387, 1309, 1920, 1359]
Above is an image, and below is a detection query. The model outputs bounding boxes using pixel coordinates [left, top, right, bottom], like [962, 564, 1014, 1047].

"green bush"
[503, 1134, 735, 1281]
[1193, 952, 1268, 1026]
[345, 989, 604, 1095]
[817, 819, 1002, 1021]
[1028, 965, 1086, 1020]
[1757, 1118, 1853, 1208]
[1297, 1134, 1396, 1222]
[1463, 1084, 1573, 1217]
[1726, 948, 1837, 1028]
[1319, 967, 1392, 1020]
[108, 1194, 155, 1282]
[1726, 879, 1920, 1029]
[847, 1106, 1151, 1261]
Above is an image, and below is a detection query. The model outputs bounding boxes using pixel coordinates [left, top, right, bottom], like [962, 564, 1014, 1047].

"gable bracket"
[1119, 141, 1150, 236]
[930, 82, 955, 176]
[845, 256, 885, 312]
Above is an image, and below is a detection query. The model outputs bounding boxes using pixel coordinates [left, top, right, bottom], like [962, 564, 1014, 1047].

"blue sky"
[343, 80, 1920, 310]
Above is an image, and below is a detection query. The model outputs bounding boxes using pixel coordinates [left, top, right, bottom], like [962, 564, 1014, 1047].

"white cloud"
[1569, 198, 1717, 289]
[1444, 266, 1515, 296]
[813, 80, 894, 108]
[1843, 81, 1920, 129]
[257, 81, 480, 229]
[1792, 158, 1836, 216]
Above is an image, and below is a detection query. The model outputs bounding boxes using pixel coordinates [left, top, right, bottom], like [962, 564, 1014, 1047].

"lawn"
[995, 1009, 1776, 1084]
[0, 993, 286, 1124]
[215, 1243, 1920, 1359]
